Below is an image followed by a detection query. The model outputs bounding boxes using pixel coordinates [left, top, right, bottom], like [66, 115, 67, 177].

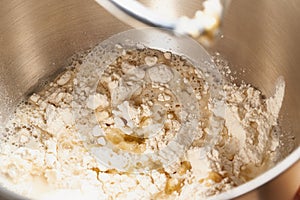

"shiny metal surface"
[0, 0, 299, 199]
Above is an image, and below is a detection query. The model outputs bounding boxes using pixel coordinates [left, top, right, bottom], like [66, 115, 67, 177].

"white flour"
[0, 46, 285, 200]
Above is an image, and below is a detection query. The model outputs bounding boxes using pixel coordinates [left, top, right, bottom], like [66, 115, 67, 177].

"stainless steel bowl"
[0, 0, 299, 199]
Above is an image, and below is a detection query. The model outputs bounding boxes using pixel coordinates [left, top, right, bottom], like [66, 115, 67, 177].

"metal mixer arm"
[96, 0, 228, 39]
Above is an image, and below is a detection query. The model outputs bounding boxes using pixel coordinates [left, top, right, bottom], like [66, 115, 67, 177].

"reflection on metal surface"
[0, 0, 299, 199]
